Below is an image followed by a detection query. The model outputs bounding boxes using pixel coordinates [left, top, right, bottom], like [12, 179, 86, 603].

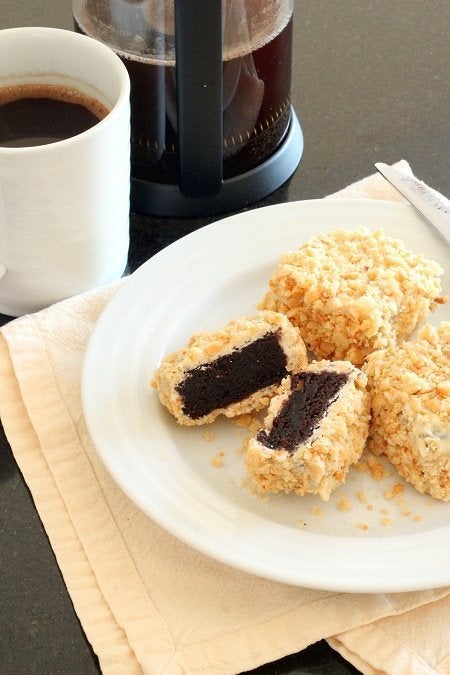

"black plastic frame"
[131, 109, 303, 217]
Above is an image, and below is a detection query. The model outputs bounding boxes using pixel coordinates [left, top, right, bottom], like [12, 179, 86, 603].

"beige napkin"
[1, 161, 449, 675]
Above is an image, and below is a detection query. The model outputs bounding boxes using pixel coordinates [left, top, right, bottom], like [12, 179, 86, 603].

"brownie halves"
[245, 360, 370, 500]
[364, 322, 450, 501]
[260, 227, 445, 366]
[154, 311, 308, 426]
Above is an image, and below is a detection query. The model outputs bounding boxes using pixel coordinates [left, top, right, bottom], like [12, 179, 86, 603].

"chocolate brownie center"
[257, 371, 348, 452]
[177, 330, 287, 419]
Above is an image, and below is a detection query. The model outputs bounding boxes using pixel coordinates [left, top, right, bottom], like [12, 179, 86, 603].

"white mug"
[0, 27, 130, 317]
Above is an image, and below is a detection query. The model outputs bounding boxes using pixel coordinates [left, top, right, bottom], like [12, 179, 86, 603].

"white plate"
[82, 199, 450, 593]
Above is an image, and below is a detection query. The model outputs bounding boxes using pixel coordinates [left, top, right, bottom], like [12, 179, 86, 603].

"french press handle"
[174, 0, 223, 198]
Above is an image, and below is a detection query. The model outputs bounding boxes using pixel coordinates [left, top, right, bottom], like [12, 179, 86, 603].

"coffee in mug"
[0, 27, 131, 318]
[0, 83, 109, 147]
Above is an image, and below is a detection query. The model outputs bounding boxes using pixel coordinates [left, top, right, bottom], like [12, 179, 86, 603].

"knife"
[375, 162, 450, 247]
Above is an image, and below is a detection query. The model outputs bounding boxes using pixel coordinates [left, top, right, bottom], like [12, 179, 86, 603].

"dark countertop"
[1, 1, 449, 673]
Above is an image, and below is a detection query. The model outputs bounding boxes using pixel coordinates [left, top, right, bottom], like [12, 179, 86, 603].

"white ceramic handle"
[0, 261, 6, 280]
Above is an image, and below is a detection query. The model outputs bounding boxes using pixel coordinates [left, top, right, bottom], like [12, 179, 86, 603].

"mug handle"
[174, 0, 223, 198]
[0, 261, 5, 280]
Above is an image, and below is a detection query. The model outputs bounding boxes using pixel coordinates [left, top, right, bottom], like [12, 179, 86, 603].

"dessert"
[245, 360, 370, 500]
[154, 311, 308, 425]
[260, 227, 445, 366]
[364, 322, 450, 501]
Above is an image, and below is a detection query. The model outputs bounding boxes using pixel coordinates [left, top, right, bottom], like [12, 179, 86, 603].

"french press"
[73, 0, 303, 216]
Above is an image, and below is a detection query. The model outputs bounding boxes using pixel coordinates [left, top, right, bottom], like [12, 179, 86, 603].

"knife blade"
[375, 162, 450, 247]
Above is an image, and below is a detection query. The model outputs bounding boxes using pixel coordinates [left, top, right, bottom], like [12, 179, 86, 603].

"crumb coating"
[364, 322, 450, 501]
[154, 311, 308, 426]
[245, 360, 370, 500]
[260, 227, 445, 366]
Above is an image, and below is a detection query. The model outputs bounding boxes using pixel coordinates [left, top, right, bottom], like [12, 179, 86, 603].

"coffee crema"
[0, 82, 110, 147]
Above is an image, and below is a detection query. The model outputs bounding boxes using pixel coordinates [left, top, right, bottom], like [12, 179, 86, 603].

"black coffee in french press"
[73, 0, 303, 216]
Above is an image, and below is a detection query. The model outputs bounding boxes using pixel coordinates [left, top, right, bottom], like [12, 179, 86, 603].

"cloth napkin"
[1, 161, 449, 675]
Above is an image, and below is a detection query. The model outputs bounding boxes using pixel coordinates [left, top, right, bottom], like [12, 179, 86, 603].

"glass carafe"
[73, 0, 303, 215]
